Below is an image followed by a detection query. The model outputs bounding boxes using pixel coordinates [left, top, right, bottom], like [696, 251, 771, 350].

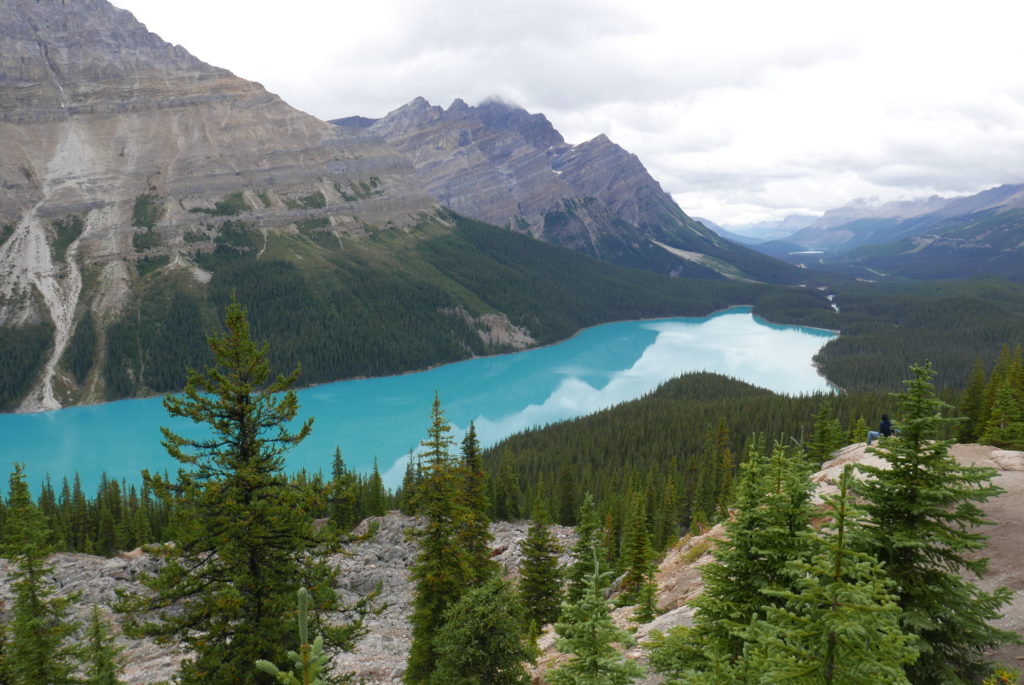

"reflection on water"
[0, 308, 836, 491]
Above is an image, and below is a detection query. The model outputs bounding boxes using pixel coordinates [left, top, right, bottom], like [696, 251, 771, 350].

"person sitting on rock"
[867, 414, 894, 445]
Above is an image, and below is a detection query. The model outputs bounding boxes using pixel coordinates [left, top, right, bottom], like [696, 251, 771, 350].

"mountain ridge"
[333, 97, 807, 284]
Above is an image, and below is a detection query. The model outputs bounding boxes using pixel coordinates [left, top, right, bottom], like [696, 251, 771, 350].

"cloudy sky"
[111, 0, 1024, 226]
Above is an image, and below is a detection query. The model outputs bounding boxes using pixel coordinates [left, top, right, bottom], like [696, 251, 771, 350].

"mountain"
[694, 216, 766, 245]
[776, 185, 1024, 280]
[0, 0, 790, 413]
[332, 98, 806, 284]
[717, 213, 818, 242]
[0, 0, 440, 410]
[782, 185, 1024, 252]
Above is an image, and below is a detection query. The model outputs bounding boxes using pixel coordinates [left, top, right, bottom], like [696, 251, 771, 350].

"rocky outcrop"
[4, 444, 1020, 682]
[0, 513, 576, 684]
[335, 97, 802, 284]
[0, 0, 439, 411]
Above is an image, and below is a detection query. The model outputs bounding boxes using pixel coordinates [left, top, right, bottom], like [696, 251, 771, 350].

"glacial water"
[0, 307, 836, 492]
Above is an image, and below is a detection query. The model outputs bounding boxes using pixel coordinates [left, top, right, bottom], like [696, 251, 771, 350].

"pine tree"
[691, 420, 728, 523]
[600, 511, 619, 570]
[556, 462, 577, 526]
[565, 493, 602, 604]
[632, 579, 659, 625]
[433, 575, 539, 685]
[518, 502, 563, 629]
[1, 463, 81, 684]
[957, 357, 988, 443]
[652, 478, 680, 552]
[850, 415, 870, 444]
[254, 588, 331, 685]
[687, 440, 815, 667]
[854, 362, 1016, 684]
[807, 401, 845, 464]
[620, 492, 655, 599]
[399, 452, 420, 515]
[458, 422, 496, 583]
[979, 378, 1024, 449]
[116, 300, 356, 684]
[548, 552, 644, 685]
[366, 458, 387, 517]
[745, 465, 917, 684]
[406, 393, 476, 684]
[83, 605, 126, 684]
[328, 447, 358, 530]
[492, 450, 520, 521]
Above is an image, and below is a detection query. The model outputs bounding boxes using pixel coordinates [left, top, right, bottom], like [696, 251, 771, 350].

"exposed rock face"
[0, 0, 438, 411]
[3, 445, 1020, 682]
[334, 97, 800, 283]
[0, 512, 576, 684]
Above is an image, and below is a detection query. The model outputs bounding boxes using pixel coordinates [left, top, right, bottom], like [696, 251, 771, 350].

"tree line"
[0, 300, 1017, 683]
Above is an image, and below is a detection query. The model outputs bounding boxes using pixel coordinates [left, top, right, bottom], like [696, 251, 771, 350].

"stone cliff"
[334, 97, 802, 284]
[0, 0, 438, 411]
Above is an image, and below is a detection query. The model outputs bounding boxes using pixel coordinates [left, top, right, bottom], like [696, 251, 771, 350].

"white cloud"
[110, 0, 1024, 225]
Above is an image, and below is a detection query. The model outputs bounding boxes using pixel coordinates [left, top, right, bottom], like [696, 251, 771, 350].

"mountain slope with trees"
[335, 97, 808, 284]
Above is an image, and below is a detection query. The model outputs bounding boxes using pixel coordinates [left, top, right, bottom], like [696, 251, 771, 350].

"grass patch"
[184, 230, 208, 243]
[133, 230, 160, 252]
[296, 217, 330, 233]
[284, 191, 326, 210]
[51, 215, 84, 262]
[256, 190, 271, 207]
[681, 538, 714, 565]
[132, 192, 164, 228]
[137, 255, 171, 278]
[0, 223, 14, 247]
[190, 192, 248, 216]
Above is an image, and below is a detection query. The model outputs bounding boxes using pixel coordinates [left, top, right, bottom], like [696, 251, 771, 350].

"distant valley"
[717, 184, 1024, 281]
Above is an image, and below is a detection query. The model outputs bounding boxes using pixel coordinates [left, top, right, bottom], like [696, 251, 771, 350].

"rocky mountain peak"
[335, 96, 798, 283]
[0, 0, 438, 411]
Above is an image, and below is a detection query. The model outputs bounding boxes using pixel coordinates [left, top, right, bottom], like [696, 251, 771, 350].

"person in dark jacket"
[867, 414, 893, 445]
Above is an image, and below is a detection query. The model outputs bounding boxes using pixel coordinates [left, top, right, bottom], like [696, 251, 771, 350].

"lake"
[0, 307, 836, 492]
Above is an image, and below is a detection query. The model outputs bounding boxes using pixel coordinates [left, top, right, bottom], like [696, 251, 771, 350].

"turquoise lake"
[0, 307, 836, 492]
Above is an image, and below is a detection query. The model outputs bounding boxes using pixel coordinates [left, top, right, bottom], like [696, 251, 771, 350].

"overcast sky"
[111, 0, 1024, 226]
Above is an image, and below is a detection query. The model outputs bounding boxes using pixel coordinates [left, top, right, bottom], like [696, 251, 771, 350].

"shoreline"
[7, 303, 840, 416]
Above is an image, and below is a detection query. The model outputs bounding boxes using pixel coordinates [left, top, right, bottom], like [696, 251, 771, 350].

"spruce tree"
[807, 401, 844, 464]
[979, 378, 1024, 449]
[854, 362, 1016, 684]
[458, 422, 497, 583]
[116, 301, 355, 684]
[957, 357, 988, 443]
[433, 575, 539, 685]
[328, 447, 358, 531]
[548, 552, 644, 685]
[518, 502, 563, 629]
[687, 440, 815, 667]
[366, 458, 387, 517]
[565, 493, 602, 604]
[254, 588, 331, 685]
[83, 605, 126, 685]
[492, 450, 520, 521]
[1, 463, 81, 684]
[406, 393, 476, 684]
[746, 466, 917, 684]
[619, 492, 655, 599]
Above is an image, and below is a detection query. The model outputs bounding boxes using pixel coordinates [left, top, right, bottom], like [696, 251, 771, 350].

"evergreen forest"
[0, 296, 1020, 683]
